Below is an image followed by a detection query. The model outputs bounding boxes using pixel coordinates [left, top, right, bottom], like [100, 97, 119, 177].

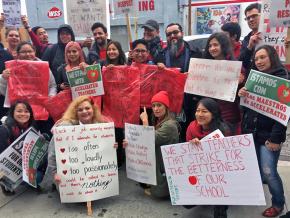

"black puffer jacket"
[242, 67, 288, 145]
[42, 24, 75, 87]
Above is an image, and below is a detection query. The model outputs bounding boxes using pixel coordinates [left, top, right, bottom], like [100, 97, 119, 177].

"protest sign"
[66, 64, 104, 99]
[201, 129, 224, 142]
[259, 0, 287, 61]
[0, 127, 38, 190]
[161, 134, 266, 205]
[102, 65, 140, 128]
[65, 0, 109, 38]
[43, 90, 72, 122]
[136, 63, 186, 113]
[2, 0, 21, 27]
[185, 58, 241, 102]
[5, 60, 50, 120]
[269, 0, 290, 27]
[125, 123, 156, 185]
[240, 70, 290, 126]
[196, 5, 240, 34]
[54, 123, 118, 203]
[112, 0, 136, 16]
[22, 131, 48, 188]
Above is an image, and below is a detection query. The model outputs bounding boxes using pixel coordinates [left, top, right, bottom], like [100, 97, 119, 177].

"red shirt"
[99, 48, 106, 61]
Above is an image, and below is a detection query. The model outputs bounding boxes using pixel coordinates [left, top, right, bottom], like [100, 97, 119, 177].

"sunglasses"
[166, 30, 180, 37]
[244, 14, 260, 21]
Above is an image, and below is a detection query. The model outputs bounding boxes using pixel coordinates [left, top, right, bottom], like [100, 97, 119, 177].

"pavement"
[0, 161, 289, 218]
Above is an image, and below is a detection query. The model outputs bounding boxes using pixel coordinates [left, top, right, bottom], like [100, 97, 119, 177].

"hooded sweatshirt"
[42, 24, 75, 87]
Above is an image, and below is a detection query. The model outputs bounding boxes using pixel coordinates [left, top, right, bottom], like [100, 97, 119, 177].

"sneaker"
[1, 184, 15, 196]
[262, 206, 283, 217]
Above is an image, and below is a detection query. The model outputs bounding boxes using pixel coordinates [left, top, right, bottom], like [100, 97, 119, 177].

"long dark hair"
[197, 98, 228, 134]
[106, 41, 126, 65]
[203, 32, 234, 60]
[5, 100, 34, 128]
[252, 45, 284, 72]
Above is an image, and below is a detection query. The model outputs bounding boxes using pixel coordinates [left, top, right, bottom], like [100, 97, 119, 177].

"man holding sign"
[238, 45, 288, 217]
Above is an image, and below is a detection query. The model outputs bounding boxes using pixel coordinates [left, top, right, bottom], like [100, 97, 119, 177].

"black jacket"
[42, 24, 75, 86]
[87, 39, 111, 65]
[242, 67, 288, 145]
[239, 31, 254, 71]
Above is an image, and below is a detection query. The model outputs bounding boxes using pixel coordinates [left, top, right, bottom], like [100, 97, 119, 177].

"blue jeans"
[256, 144, 285, 208]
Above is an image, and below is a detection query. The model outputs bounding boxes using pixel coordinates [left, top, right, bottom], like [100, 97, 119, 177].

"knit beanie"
[151, 91, 170, 108]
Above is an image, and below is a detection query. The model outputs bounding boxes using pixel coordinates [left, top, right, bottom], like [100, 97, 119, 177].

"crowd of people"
[0, 3, 289, 218]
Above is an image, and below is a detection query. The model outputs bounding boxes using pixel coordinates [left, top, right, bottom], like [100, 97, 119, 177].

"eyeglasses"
[19, 50, 34, 54]
[166, 30, 180, 37]
[133, 49, 147, 54]
[244, 14, 260, 21]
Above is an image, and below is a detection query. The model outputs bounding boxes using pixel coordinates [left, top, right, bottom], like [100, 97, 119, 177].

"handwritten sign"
[54, 123, 119, 203]
[259, 0, 287, 61]
[0, 127, 38, 190]
[161, 134, 266, 205]
[112, 0, 136, 16]
[125, 123, 156, 185]
[240, 70, 290, 126]
[66, 0, 109, 38]
[66, 64, 104, 99]
[22, 131, 48, 188]
[185, 58, 241, 102]
[2, 0, 21, 27]
[269, 0, 290, 27]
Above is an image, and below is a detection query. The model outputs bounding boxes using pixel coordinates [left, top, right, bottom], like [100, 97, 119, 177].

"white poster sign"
[54, 123, 119, 203]
[161, 134, 266, 205]
[269, 0, 290, 27]
[125, 123, 156, 185]
[201, 129, 224, 141]
[2, 0, 21, 27]
[112, 0, 136, 16]
[185, 58, 241, 102]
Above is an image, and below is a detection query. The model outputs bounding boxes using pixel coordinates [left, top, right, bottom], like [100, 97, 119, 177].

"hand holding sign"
[140, 107, 149, 126]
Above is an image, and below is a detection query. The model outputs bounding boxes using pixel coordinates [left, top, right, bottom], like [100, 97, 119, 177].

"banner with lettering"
[102, 65, 140, 128]
[0, 127, 39, 190]
[185, 58, 241, 102]
[240, 70, 290, 126]
[112, 0, 136, 16]
[66, 0, 109, 38]
[125, 123, 156, 185]
[2, 0, 21, 27]
[161, 134, 266, 205]
[5, 60, 50, 120]
[259, 0, 287, 61]
[54, 123, 118, 203]
[43, 90, 72, 122]
[136, 63, 186, 113]
[66, 64, 104, 99]
[22, 131, 48, 188]
[269, 0, 290, 27]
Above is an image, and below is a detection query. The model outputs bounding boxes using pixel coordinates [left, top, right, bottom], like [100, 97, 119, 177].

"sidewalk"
[0, 163, 289, 218]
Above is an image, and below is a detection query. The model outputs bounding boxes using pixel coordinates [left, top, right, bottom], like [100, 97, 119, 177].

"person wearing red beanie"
[136, 91, 179, 198]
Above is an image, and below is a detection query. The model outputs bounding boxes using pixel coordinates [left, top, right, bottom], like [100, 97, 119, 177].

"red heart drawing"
[188, 176, 198, 185]
[61, 159, 66, 164]
[60, 148, 65, 153]
[62, 170, 67, 175]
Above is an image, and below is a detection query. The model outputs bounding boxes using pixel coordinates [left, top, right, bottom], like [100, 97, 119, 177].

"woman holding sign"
[137, 91, 180, 197]
[203, 32, 245, 135]
[57, 41, 87, 92]
[47, 95, 109, 187]
[238, 45, 287, 217]
[186, 98, 231, 218]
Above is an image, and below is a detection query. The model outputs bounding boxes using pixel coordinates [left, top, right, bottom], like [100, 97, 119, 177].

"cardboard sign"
[201, 129, 224, 141]
[240, 70, 290, 126]
[54, 123, 119, 203]
[5, 60, 50, 120]
[269, 0, 290, 27]
[66, 64, 104, 99]
[0, 127, 38, 190]
[125, 123, 156, 185]
[259, 0, 287, 61]
[2, 0, 21, 27]
[102, 65, 140, 128]
[112, 0, 136, 16]
[66, 0, 109, 38]
[185, 58, 241, 102]
[22, 131, 48, 188]
[161, 134, 266, 205]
